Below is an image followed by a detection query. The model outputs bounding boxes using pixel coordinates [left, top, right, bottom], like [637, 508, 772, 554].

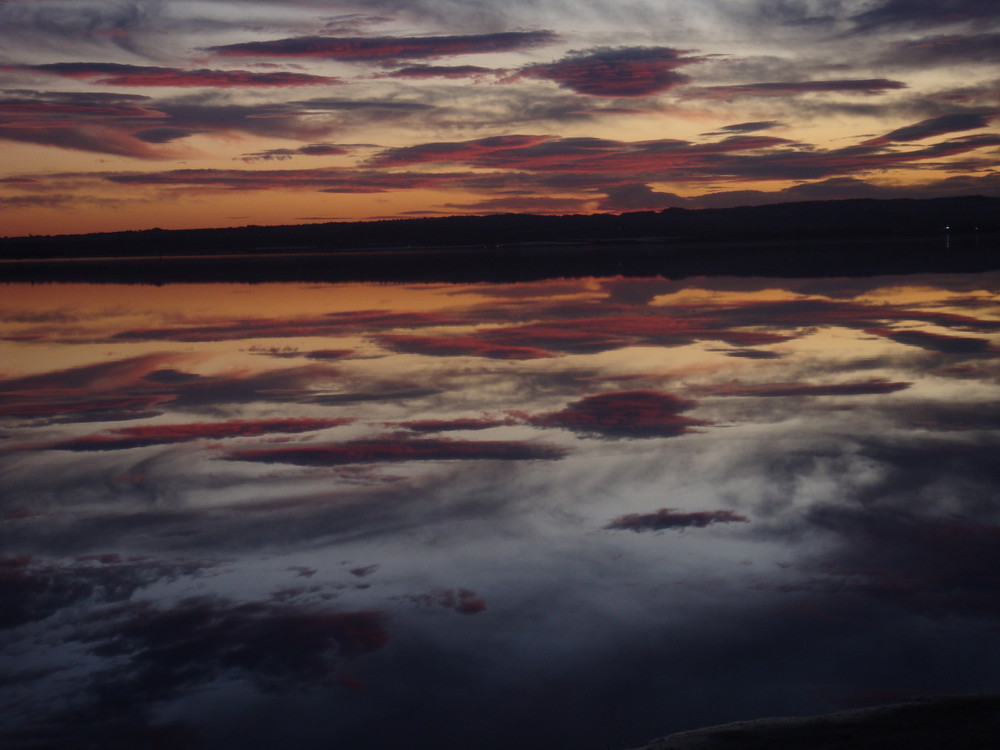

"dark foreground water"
[1, 271, 998, 749]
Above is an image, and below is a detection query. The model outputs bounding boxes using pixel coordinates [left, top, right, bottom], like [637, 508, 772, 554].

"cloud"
[881, 32, 1000, 66]
[0, 354, 371, 422]
[395, 416, 522, 432]
[404, 588, 487, 614]
[702, 379, 913, 398]
[0, 88, 435, 159]
[0, 90, 174, 159]
[790, 506, 1000, 622]
[377, 312, 790, 360]
[41, 418, 352, 452]
[0, 555, 222, 630]
[385, 64, 500, 79]
[5, 62, 342, 87]
[606, 508, 749, 532]
[688, 79, 908, 99]
[105, 165, 467, 193]
[529, 390, 707, 439]
[707, 121, 785, 135]
[517, 46, 704, 98]
[225, 437, 567, 466]
[365, 133, 551, 168]
[865, 327, 994, 354]
[367, 130, 996, 187]
[71, 121, 998, 196]
[376, 333, 556, 359]
[862, 112, 995, 146]
[696, 298, 1000, 336]
[239, 143, 350, 162]
[132, 127, 196, 143]
[851, 0, 1000, 32]
[66, 595, 390, 716]
[112, 310, 462, 342]
[207, 31, 557, 62]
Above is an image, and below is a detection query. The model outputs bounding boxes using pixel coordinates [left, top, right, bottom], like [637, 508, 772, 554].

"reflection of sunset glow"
[1, 271, 999, 748]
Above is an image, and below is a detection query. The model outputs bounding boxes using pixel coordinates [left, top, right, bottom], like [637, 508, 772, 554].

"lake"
[2, 271, 998, 749]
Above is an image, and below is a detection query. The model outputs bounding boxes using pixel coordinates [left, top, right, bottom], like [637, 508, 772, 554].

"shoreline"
[628, 694, 1000, 750]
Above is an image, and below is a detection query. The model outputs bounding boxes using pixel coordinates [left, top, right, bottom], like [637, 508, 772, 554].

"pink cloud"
[517, 47, 703, 97]
[530, 390, 707, 439]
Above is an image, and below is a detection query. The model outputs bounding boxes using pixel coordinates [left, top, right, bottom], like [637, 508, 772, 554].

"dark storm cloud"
[4, 62, 341, 87]
[207, 31, 557, 62]
[225, 437, 567, 466]
[865, 327, 994, 354]
[701, 378, 912, 398]
[0, 555, 222, 630]
[881, 32, 1000, 66]
[529, 390, 707, 439]
[606, 508, 749, 532]
[862, 112, 995, 146]
[41, 418, 352, 452]
[688, 79, 908, 99]
[517, 47, 703, 98]
[850, 0, 1000, 32]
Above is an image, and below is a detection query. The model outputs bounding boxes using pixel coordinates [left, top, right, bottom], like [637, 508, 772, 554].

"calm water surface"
[2, 273, 998, 749]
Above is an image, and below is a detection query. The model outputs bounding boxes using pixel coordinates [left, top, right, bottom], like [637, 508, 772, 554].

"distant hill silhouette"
[2, 196, 997, 283]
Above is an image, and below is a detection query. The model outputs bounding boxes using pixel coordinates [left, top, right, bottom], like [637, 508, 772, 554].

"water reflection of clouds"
[1, 273, 998, 749]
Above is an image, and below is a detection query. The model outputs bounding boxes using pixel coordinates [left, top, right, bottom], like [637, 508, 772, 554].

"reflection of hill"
[1, 196, 998, 283]
[627, 694, 1000, 750]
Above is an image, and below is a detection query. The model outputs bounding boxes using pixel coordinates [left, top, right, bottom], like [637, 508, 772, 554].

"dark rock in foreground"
[628, 694, 1000, 750]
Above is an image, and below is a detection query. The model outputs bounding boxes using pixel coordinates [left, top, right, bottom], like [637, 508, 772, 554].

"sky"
[0, 0, 999, 236]
[2, 272, 999, 748]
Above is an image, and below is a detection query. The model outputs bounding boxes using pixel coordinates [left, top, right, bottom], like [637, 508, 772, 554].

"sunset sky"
[1, 0, 999, 236]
